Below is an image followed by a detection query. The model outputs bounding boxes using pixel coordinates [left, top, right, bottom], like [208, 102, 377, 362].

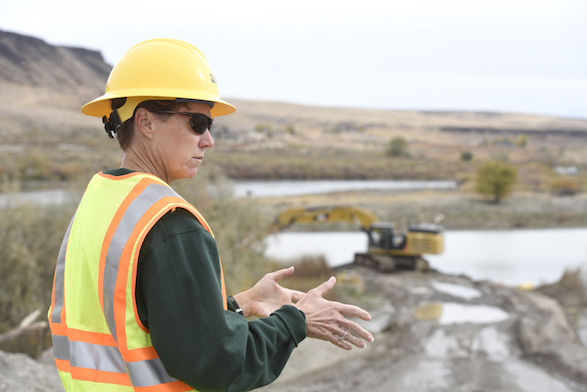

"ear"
[134, 108, 155, 140]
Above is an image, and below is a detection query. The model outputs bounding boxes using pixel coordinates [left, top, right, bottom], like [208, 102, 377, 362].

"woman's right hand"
[295, 276, 374, 350]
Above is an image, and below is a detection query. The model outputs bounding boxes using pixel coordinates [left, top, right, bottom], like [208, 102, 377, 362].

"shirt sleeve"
[135, 208, 306, 392]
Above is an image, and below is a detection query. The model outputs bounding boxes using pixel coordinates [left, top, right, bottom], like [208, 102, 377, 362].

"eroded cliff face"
[0, 30, 110, 92]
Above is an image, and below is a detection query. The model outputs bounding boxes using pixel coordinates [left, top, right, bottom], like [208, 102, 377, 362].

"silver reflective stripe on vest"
[51, 216, 75, 323]
[52, 333, 175, 387]
[102, 183, 179, 343]
[52, 334, 126, 373]
[128, 358, 176, 387]
[52, 333, 70, 361]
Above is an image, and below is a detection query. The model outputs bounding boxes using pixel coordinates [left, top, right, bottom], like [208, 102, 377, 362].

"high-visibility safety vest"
[48, 171, 227, 391]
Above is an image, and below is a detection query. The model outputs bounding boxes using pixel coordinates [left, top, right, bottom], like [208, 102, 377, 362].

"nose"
[199, 129, 214, 148]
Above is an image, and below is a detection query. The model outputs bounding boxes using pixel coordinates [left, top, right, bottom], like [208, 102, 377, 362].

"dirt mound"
[261, 268, 587, 391]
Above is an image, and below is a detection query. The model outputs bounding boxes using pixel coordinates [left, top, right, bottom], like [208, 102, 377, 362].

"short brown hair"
[115, 100, 180, 150]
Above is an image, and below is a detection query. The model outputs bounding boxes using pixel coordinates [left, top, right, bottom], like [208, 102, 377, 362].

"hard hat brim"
[82, 89, 236, 119]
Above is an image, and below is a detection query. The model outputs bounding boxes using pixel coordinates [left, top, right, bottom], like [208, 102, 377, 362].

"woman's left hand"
[233, 266, 305, 318]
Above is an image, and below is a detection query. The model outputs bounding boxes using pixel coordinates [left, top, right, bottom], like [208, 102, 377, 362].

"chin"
[186, 168, 199, 178]
[170, 168, 198, 183]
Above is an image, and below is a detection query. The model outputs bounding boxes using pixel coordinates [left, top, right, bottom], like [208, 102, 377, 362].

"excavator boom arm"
[275, 206, 379, 230]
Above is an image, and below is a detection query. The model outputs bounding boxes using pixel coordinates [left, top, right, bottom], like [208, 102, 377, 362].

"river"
[0, 179, 456, 207]
[265, 228, 587, 286]
[3, 181, 586, 286]
[0, 189, 74, 207]
[233, 179, 457, 198]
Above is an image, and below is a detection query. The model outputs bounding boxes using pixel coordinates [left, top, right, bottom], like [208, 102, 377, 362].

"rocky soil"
[260, 267, 587, 392]
[0, 349, 61, 391]
[4, 268, 586, 392]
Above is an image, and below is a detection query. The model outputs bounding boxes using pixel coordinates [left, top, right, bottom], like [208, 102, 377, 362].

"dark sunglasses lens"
[189, 115, 212, 135]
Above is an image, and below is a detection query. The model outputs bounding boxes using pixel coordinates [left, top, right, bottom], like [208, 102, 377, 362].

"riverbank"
[3, 180, 587, 230]
[259, 189, 587, 230]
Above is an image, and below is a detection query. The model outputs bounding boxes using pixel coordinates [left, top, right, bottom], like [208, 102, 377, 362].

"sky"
[2, 0, 587, 119]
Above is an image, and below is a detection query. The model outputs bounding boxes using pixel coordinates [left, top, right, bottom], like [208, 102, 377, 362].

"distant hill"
[0, 30, 110, 92]
[1, 28, 585, 135]
[1, 30, 587, 185]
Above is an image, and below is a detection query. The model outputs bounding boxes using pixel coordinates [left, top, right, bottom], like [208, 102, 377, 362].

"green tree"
[386, 137, 409, 157]
[516, 134, 527, 148]
[475, 160, 517, 203]
[254, 123, 273, 137]
[461, 151, 473, 162]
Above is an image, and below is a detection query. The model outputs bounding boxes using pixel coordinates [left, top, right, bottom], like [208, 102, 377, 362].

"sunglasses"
[153, 111, 213, 135]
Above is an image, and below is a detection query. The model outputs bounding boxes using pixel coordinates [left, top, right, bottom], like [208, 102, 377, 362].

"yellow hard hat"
[81, 38, 236, 135]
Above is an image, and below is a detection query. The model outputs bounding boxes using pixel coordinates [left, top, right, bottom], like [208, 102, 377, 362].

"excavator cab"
[367, 223, 406, 251]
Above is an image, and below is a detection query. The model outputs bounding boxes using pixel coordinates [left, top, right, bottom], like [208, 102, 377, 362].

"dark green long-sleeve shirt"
[105, 169, 307, 391]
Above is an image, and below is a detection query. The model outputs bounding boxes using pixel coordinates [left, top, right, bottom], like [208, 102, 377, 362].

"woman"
[48, 38, 373, 392]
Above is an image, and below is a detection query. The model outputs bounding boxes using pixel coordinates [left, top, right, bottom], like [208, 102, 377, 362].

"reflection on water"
[265, 229, 587, 286]
[2, 179, 457, 205]
[234, 179, 456, 198]
[0, 189, 74, 207]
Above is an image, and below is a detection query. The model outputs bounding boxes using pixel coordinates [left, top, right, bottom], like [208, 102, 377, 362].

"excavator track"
[353, 253, 430, 272]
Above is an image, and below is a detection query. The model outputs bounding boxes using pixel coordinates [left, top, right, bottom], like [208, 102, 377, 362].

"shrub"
[254, 123, 273, 138]
[0, 203, 76, 332]
[279, 255, 338, 299]
[292, 255, 331, 279]
[386, 137, 409, 157]
[19, 151, 52, 180]
[475, 160, 517, 203]
[461, 151, 473, 162]
[516, 134, 527, 148]
[550, 176, 581, 196]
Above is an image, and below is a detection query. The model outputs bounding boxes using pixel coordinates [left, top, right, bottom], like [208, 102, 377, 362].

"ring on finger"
[338, 330, 348, 341]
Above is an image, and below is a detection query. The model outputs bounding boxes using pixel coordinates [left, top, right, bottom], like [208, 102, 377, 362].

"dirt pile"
[262, 268, 587, 391]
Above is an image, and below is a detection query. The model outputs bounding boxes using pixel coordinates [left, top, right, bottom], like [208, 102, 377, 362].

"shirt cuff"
[271, 305, 307, 347]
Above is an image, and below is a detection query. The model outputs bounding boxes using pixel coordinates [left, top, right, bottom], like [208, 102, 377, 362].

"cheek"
[174, 134, 199, 159]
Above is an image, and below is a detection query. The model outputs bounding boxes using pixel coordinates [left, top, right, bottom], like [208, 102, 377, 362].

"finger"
[290, 289, 305, 302]
[266, 266, 295, 282]
[339, 319, 374, 343]
[309, 276, 336, 297]
[329, 330, 352, 351]
[342, 330, 367, 349]
[337, 303, 372, 321]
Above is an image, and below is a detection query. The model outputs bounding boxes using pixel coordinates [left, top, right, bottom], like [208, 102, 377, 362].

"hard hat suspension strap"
[102, 98, 127, 138]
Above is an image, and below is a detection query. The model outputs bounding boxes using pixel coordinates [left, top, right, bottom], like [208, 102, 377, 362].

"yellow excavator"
[275, 206, 444, 272]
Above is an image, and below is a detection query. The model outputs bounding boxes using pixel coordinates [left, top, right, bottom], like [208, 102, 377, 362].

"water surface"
[265, 228, 587, 286]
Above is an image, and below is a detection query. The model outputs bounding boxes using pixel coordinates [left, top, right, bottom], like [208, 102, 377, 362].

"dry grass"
[273, 255, 343, 301]
[2, 83, 587, 193]
[0, 202, 76, 332]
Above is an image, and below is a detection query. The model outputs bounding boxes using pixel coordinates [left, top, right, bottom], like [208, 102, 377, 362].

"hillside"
[0, 30, 110, 92]
[1, 29, 587, 187]
[1, 30, 587, 392]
